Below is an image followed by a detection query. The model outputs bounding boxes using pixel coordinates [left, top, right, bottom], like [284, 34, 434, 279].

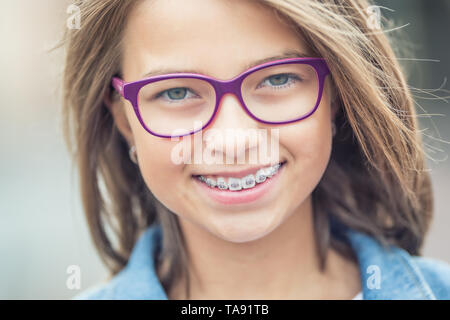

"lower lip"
[192, 163, 285, 206]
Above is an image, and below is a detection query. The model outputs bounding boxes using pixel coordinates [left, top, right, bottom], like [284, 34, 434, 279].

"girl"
[62, 0, 450, 299]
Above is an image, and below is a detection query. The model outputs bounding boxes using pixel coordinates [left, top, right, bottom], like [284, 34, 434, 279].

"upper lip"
[191, 161, 286, 179]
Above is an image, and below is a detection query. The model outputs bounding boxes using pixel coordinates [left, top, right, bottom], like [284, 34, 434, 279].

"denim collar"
[107, 223, 436, 300]
[344, 227, 436, 299]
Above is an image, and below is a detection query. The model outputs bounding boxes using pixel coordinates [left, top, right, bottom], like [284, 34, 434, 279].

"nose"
[203, 93, 261, 164]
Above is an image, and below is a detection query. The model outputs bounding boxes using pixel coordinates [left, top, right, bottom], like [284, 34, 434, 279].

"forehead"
[122, 0, 310, 81]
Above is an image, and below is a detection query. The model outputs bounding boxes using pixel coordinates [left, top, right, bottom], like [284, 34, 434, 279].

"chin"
[210, 210, 282, 243]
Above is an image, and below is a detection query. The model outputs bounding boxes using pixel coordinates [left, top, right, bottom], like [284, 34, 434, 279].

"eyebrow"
[141, 49, 310, 78]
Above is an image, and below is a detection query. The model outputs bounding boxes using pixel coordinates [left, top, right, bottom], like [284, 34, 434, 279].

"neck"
[168, 197, 361, 300]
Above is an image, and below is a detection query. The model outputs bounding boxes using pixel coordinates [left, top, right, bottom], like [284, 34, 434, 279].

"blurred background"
[0, 0, 449, 299]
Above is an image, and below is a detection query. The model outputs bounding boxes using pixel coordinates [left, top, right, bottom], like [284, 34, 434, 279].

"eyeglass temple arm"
[112, 77, 125, 97]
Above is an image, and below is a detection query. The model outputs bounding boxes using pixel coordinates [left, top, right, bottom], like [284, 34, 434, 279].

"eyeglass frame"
[111, 57, 330, 139]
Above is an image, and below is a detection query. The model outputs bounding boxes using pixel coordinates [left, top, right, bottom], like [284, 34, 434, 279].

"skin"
[106, 0, 361, 299]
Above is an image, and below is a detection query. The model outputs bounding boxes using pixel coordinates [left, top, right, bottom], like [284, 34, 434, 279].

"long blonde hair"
[60, 0, 433, 298]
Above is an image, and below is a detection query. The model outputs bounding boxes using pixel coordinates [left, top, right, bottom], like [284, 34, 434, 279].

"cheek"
[136, 136, 188, 208]
[136, 133, 198, 217]
[283, 119, 331, 164]
[123, 104, 189, 211]
[280, 101, 332, 201]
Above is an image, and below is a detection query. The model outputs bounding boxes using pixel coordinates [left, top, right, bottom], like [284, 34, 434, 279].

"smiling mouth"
[192, 161, 287, 191]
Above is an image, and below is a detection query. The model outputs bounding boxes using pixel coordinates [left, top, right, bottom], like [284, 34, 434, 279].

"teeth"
[216, 177, 228, 190]
[255, 168, 267, 183]
[242, 174, 255, 189]
[206, 178, 216, 188]
[264, 164, 280, 178]
[228, 177, 242, 191]
[262, 168, 272, 178]
[196, 162, 284, 191]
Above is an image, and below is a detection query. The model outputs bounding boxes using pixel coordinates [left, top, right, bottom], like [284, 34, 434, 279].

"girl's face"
[111, 0, 336, 243]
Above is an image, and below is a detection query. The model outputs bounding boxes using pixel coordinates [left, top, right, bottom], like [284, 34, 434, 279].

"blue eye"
[269, 74, 289, 86]
[258, 73, 302, 90]
[155, 87, 198, 103]
[166, 88, 187, 100]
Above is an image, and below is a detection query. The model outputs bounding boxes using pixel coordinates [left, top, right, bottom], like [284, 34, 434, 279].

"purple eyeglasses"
[111, 57, 330, 138]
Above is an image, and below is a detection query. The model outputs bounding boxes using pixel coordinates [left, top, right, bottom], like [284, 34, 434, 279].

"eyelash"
[154, 73, 302, 104]
[154, 88, 199, 103]
[256, 73, 301, 90]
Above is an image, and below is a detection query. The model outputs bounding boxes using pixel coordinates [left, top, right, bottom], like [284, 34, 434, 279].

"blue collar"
[344, 227, 436, 299]
[97, 223, 437, 300]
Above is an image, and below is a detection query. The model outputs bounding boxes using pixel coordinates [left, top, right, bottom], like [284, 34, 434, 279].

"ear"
[104, 90, 135, 146]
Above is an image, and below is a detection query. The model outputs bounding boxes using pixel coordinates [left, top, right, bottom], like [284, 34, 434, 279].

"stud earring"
[129, 145, 138, 164]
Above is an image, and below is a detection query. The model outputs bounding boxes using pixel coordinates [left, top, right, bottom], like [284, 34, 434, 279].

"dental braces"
[196, 163, 283, 191]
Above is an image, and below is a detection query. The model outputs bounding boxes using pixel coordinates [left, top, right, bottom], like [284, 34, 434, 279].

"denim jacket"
[74, 223, 450, 300]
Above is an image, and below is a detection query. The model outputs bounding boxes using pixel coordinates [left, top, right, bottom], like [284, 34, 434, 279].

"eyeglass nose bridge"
[208, 74, 259, 124]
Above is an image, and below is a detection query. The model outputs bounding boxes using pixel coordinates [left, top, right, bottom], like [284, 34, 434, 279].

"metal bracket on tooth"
[228, 177, 242, 191]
